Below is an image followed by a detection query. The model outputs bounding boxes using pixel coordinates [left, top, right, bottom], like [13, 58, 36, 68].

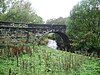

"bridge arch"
[38, 31, 71, 51]
[0, 21, 71, 51]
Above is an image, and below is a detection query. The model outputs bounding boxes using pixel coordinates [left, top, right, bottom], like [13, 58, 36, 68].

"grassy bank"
[0, 45, 100, 75]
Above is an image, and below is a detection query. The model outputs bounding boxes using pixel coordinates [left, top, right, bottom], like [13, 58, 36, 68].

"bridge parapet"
[0, 21, 66, 43]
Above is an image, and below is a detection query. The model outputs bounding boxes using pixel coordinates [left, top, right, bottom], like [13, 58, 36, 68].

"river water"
[47, 39, 57, 49]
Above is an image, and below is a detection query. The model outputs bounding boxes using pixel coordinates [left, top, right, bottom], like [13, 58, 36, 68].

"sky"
[29, 0, 81, 21]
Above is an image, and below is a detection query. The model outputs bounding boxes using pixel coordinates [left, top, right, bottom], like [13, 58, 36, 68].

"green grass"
[0, 45, 100, 75]
[72, 57, 100, 75]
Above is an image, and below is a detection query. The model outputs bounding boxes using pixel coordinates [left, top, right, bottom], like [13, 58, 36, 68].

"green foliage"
[0, 45, 100, 75]
[66, 0, 100, 52]
[46, 17, 67, 25]
[72, 57, 100, 75]
[0, 0, 13, 20]
[0, 0, 44, 23]
[0, 0, 8, 13]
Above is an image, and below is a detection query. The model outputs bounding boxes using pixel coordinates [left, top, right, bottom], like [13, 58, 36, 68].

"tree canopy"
[46, 17, 67, 25]
[0, 0, 44, 23]
[66, 0, 100, 53]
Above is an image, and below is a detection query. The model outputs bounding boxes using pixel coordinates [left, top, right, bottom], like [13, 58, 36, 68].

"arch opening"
[38, 31, 71, 52]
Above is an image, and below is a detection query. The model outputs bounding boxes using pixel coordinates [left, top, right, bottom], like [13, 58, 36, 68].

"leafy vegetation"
[0, 0, 44, 23]
[0, 45, 100, 75]
[46, 17, 67, 25]
[73, 57, 100, 75]
[66, 0, 100, 54]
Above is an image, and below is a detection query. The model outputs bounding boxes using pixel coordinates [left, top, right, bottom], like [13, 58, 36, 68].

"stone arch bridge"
[0, 21, 71, 51]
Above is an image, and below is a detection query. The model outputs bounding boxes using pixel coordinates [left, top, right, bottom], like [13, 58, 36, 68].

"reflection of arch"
[38, 31, 71, 52]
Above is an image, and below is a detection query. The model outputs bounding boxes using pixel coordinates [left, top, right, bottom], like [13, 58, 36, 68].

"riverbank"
[0, 45, 100, 75]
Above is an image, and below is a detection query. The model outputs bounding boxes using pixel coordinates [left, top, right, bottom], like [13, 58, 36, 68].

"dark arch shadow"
[38, 31, 71, 52]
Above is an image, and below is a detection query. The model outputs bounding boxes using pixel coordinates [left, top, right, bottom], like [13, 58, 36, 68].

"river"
[47, 39, 57, 49]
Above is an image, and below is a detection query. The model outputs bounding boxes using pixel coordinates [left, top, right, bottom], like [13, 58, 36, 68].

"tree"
[0, 0, 44, 23]
[0, 0, 7, 13]
[66, 0, 100, 53]
[46, 17, 67, 25]
[0, 0, 13, 19]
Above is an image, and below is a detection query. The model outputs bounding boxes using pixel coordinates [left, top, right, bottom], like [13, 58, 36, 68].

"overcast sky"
[29, 0, 81, 21]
